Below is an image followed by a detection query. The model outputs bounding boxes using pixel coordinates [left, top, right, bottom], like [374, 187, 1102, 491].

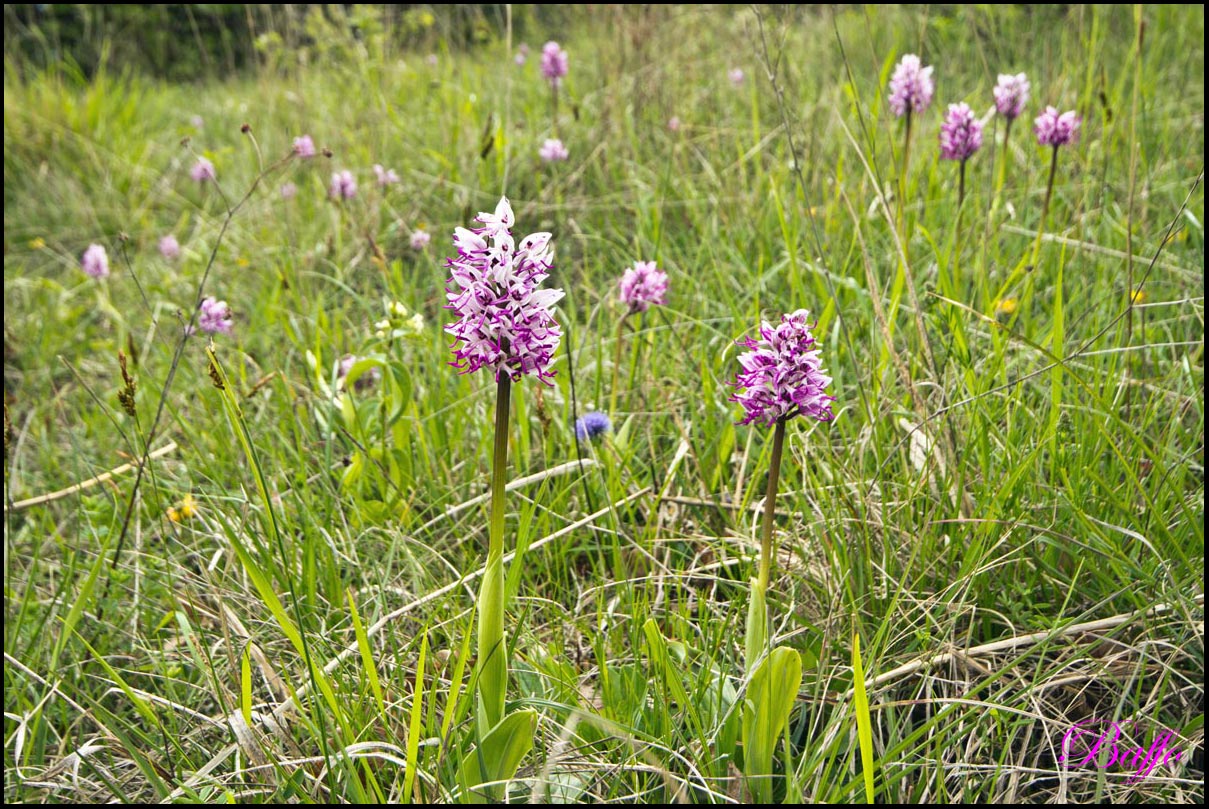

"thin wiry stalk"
[1032, 144, 1060, 267]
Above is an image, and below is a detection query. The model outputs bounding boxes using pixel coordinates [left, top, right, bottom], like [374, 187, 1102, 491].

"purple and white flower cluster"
[540, 41, 569, 87]
[81, 243, 110, 278]
[159, 235, 181, 260]
[993, 73, 1030, 120]
[888, 54, 935, 117]
[1034, 105, 1081, 147]
[190, 157, 217, 183]
[293, 134, 317, 158]
[539, 138, 569, 162]
[373, 164, 401, 186]
[618, 261, 669, 313]
[445, 197, 564, 384]
[730, 310, 834, 427]
[939, 103, 983, 161]
[329, 169, 358, 200]
[197, 296, 234, 335]
[410, 229, 431, 250]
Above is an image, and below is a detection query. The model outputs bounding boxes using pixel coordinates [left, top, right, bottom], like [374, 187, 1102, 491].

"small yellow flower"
[167, 493, 199, 523]
[236, 257, 251, 268]
[29, 237, 46, 250]
[1129, 289, 1147, 305]
[994, 297, 1019, 318]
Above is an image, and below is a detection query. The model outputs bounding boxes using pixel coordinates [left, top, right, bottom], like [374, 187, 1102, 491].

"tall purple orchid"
[541, 41, 569, 133]
[886, 54, 934, 241]
[1032, 106, 1082, 264]
[540, 41, 568, 87]
[730, 308, 832, 801]
[610, 260, 670, 415]
[445, 197, 562, 744]
[993, 72, 1030, 189]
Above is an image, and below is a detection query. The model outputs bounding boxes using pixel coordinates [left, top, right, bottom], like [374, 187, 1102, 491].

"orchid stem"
[757, 418, 786, 596]
[746, 417, 786, 669]
[1032, 145, 1060, 267]
[958, 158, 967, 212]
[476, 372, 511, 737]
[609, 314, 627, 418]
[1000, 117, 1014, 192]
[899, 109, 913, 243]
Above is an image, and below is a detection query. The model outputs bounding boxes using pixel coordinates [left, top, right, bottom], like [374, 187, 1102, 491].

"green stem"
[958, 158, 967, 213]
[757, 418, 786, 593]
[1000, 116, 1014, 192]
[1032, 145, 1060, 267]
[953, 158, 968, 288]
[476, 373, 512, 737]
[898, 109, 913, 243]
[608, 314, 628, 417]
[625, 311, 644, 410]
[746, 418, 786, 669]
[489, 374, 512, 560]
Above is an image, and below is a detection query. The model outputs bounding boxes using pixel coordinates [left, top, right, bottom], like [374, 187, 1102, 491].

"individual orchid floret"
[618, 261, 669, 313]
[444, 196, 564, 384]
[730, 310, 834, 426]
[888, 54, 934, 117]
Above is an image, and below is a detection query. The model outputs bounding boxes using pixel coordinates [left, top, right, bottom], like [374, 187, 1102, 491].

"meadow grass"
[3, 4, 1204, 803]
